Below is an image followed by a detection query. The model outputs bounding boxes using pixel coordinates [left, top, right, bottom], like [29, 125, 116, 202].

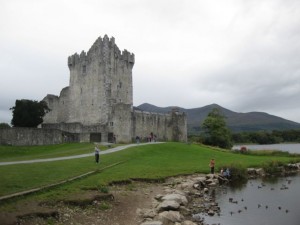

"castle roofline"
[67, 35, 134, 69]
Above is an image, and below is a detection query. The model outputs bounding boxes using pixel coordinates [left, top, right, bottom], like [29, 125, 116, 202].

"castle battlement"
[68, 35, 134, 69]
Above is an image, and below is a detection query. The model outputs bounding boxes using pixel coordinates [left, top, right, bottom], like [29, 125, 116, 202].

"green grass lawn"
[0, 143, 120, 162]
[0, 142, 299, 200]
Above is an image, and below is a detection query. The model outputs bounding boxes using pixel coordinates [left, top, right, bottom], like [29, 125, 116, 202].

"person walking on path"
[95, 145, 100, 163]
[209, 158, 215, 174]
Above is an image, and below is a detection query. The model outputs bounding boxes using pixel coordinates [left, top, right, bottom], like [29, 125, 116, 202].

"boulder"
[140, 221, 163, 225]
[182, 221, 198, 225]
[137, 208, 156, 218]
[157, 200, 180, 212]
[207, 209, 215, 216]
[158, 211, 183, 224]
[155, 194, 164, 201]
[285, 163, 299, 170]
[162, 194, 188, 206]
[203, 188, 209, 193]
[207, 182, 217, 187]
[218, 175, 229, 184]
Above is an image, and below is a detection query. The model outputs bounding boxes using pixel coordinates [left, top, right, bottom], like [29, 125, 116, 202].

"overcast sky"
[1, 0, 300, 124]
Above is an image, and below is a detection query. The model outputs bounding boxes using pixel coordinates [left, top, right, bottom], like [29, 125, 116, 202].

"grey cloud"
[1, 0, 300, 123]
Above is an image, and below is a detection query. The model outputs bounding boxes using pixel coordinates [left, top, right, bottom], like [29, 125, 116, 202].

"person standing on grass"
[209, 158, 215, 174]
[95, 145, 100, 163]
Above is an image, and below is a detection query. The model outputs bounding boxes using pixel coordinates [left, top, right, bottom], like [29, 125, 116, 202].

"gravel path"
[0, 142, 164, 166]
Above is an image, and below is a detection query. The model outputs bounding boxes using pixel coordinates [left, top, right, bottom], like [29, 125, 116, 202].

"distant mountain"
[135, 103, 300, 134]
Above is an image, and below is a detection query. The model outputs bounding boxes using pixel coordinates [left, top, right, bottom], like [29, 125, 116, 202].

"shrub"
[262, 160, 284, 175]
[98, 185, 109, 193]
[220, 163, 248, 181]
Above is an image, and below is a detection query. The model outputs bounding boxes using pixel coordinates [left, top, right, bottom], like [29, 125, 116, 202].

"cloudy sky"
[1, 0, 300, 124]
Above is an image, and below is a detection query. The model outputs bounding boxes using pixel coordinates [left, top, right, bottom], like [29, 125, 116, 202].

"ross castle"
[42, 35, 187, 143]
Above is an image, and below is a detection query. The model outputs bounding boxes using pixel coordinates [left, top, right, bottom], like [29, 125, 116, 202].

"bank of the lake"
[233, 143, 300, 154]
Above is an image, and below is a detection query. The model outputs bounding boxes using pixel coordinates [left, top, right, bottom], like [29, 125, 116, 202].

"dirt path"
[1, 181, 166, 225]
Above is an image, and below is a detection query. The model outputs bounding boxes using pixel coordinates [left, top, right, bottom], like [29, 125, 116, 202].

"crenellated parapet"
[67, 35, 134, 70]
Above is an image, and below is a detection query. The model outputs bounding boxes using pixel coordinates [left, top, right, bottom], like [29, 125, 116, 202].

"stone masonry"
[42, 35, 187, 143]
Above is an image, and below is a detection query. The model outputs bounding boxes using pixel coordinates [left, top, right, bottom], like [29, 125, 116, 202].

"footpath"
[0, 142, 164, 201]
[0, 142, 164, 166]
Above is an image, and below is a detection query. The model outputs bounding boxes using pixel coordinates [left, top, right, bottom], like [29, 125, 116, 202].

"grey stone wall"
[0, 128, 77, 146]
[132, 110, 187, 142]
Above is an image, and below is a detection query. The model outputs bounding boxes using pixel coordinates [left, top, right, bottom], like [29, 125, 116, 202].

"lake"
[232, 143, 300, 154]
[200, 144, 300, 225]
[201, 174, 300, 225]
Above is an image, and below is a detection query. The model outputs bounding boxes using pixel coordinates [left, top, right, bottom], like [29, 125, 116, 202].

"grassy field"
[1, 142, 299, 201]
[0, 142, 118, 162]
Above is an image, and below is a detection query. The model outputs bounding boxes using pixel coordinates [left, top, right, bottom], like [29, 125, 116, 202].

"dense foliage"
[0, 123, 10, 128]
[232, 129, 300, 144]
[201, 108, 232, 149]
[10, 99, 50, 127]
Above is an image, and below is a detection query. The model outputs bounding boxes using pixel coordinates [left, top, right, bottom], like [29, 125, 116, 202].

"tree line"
[232, 130, 300, 144]
[189, 128, 300, 147]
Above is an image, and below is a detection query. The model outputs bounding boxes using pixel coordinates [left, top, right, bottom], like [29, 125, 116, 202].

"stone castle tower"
[42, 35, 187, 143]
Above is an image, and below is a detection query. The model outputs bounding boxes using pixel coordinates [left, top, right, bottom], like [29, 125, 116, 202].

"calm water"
[202, 175, 300, 225]
[233, 143, 300, 154]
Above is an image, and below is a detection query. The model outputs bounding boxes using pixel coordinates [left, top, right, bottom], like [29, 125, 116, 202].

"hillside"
[135, 103, 300, 134]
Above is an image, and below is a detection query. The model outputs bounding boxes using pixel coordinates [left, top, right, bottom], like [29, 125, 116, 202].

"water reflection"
[202, 174, 300, 225]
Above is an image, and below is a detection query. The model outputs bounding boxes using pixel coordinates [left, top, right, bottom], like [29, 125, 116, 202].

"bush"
[262, 160, 285, 175]
[220, 163, 248, 181]
[98, 185, 109, 193]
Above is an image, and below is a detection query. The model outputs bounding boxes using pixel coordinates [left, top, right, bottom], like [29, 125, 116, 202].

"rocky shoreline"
[137, 163, 300, 225]
[137, 173, 227, 225]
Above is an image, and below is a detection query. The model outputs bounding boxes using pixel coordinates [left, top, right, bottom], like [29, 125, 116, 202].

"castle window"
[110, 122, 114, 127]
[82, 65, 86, 74]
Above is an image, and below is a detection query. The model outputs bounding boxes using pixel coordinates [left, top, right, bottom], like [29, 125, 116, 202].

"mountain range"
[135, 103, 300, 134]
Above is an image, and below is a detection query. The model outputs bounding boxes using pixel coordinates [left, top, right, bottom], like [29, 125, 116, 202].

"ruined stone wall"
[42, 87, 71, 124]
[42, 123, 107, 143]
[132, 110, 187, 142]
[0, 128, 68, 146]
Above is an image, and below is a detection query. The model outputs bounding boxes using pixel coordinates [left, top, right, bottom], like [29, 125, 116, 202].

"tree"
[0, 123, 11, 128]
[202, 108, 232, 149]
[10, 99, 50, 127]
